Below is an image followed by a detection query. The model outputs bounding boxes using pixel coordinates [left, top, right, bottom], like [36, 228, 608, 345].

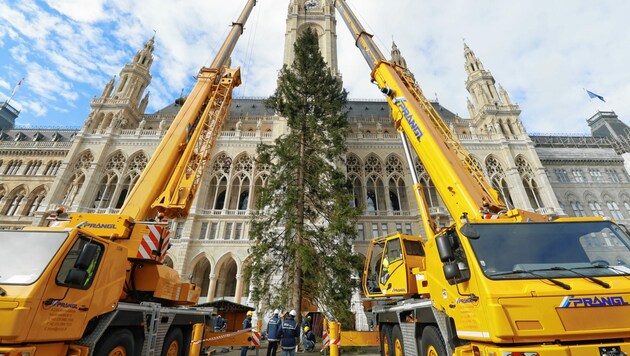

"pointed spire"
[390, 41, 408, 69]
[101, 76, 116, 98]
[499, 84, 512, 105]
[133, 36, 155, 69]
[464, 42, 485, 75]
[139, 91, 150, 114]
[467, 97, 477, 118]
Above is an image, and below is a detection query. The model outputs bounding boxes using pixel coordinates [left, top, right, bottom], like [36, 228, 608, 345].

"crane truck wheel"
[379, 324, 393, 356]
[95, 329, 135, 356]
[391, 325, 404, 356]
[161, 328, 184, 356]
[420, 326, 446, 356]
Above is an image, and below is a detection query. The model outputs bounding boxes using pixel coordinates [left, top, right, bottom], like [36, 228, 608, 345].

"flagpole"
[4, 78, 24, 108]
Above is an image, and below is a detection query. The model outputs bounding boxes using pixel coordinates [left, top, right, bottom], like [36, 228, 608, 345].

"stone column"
[234, 273, 244, 304]
[208, 273, 218, 302]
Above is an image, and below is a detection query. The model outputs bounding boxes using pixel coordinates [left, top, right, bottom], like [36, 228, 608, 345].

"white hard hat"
[289, 310, 297, 316]
[273, 309, 280, 315]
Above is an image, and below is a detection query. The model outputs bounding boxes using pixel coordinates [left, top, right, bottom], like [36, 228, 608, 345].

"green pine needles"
[245, 28, 363, 327]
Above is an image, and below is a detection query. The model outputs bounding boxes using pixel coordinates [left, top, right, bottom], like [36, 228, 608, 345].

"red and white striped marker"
[136, 225, 170, 262]
[321, 331, 329, 350]
[251, 331, 261, 346]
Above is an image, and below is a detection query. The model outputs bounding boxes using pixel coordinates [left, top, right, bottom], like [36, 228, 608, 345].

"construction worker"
[303, 326, 316, 352]
[241, 310, 254, 356]
[299, 315, 311, 351]
[214, 314, 224, 332]
[281, 310, 299, 356]
[380, 256, 390, 284]
[266, 309, 282, 356]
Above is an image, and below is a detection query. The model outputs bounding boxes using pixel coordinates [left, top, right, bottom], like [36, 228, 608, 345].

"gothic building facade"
[1, 0, 630, 324]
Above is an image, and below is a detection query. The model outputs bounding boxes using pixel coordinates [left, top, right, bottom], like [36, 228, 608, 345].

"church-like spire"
[464, 43, 498, 108]
[391, 41, 408, 69]
[132, 37, 155, 69]
[464, 42, 486, 75]
[100, 76, 116, 98]
[87, 36, 154, 131]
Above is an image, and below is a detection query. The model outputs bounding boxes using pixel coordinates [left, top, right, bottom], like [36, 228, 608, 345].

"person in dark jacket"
[266, 309, 283, 356]
[241, 310, 254, 356]
[281, 310, 299, 356]
[299, 315, 311, 351]
[303, 326, 316, 352]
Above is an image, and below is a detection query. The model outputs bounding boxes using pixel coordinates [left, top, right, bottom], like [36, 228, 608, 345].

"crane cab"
[363, 233, 428, 298]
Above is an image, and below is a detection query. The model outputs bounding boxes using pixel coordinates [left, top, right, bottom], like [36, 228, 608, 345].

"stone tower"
[463, 43, 561, 214]
[44, 38, 156, 212]
[464, 43, 522, 137]
[85, 37, 154, 131]
[284, 0, 339, 76]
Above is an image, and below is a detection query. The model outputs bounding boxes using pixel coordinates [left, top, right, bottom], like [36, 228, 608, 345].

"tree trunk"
[292, 124, 306, 318]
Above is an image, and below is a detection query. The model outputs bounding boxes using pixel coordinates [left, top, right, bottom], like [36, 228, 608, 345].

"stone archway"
[191, 258, 211, 302]
[214, 256, 238, 302]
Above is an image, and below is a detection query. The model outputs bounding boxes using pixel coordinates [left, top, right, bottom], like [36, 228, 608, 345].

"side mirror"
[459, 223, 480, 239]
[436, 235, 454, 262]
[75, 244, 99, 270]
[443, 262, 461, 280]
[65, 268, 89, 287]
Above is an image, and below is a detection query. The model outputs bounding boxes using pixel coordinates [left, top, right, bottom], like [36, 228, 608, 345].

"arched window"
[516, 156, 543, 209]
[238, 191, 249, 210]
[365, 154, 385, 213]
[27, 188, 47, 216]
[113, 153, 147, 208]
[486, 156, 513, 209]
[588, 199, 604, 216]
[366, 190, 377, 212]
[228, 155, 252, 211]
[607, 201, 624, 220]
[346, 154, 363, 209]
[386, 156, 407, 211]
[6, 188, 26, 216]
[63, 172, 85, 207]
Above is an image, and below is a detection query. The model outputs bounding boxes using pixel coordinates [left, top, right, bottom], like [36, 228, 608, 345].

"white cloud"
[1, 0, 629, 133]
[20, 99, 48, 117]
[44, 0, 108, 23]
[0, 78, 9, 91]
[26, 62, 78, 102]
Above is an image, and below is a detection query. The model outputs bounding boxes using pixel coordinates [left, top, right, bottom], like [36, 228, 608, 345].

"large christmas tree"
[246, 28, 362, 326]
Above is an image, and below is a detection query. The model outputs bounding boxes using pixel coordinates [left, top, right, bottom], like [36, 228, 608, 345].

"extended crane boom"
[335, 0, 511, 231]
[334, 2, 630, 356]
[121, 0, 257, 220]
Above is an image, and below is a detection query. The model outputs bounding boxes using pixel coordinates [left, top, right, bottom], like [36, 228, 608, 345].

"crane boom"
[334, 0, 516, 227]
[120, 0, 257, 220]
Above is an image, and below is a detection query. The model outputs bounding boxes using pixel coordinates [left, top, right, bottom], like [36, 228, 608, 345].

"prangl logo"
[560, 295, 628, 308]
[393, 97, 423, 140]
[83, 223, 116, 229]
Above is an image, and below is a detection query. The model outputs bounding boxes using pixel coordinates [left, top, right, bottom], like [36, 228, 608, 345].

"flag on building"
[586, 89, 605, 102]
[10, 78, 23, 98]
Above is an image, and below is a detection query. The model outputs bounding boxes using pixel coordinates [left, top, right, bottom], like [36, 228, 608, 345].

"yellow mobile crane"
[0, 1, 257, 355]
[334, 1, 630, 355]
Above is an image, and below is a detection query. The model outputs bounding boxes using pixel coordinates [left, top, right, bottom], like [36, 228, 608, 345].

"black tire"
[95, 329, 135, 356]
[391, 325, 404, 356]
[161, 328, 184, 356]
[420, 326, 447, 356]
[380, 324, 393, 356]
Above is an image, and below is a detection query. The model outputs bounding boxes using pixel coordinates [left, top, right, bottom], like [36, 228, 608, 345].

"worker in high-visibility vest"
[380, 256, 390, 284]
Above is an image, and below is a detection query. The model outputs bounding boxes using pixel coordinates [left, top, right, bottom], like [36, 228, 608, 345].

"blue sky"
[1, 0, 629, 134]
